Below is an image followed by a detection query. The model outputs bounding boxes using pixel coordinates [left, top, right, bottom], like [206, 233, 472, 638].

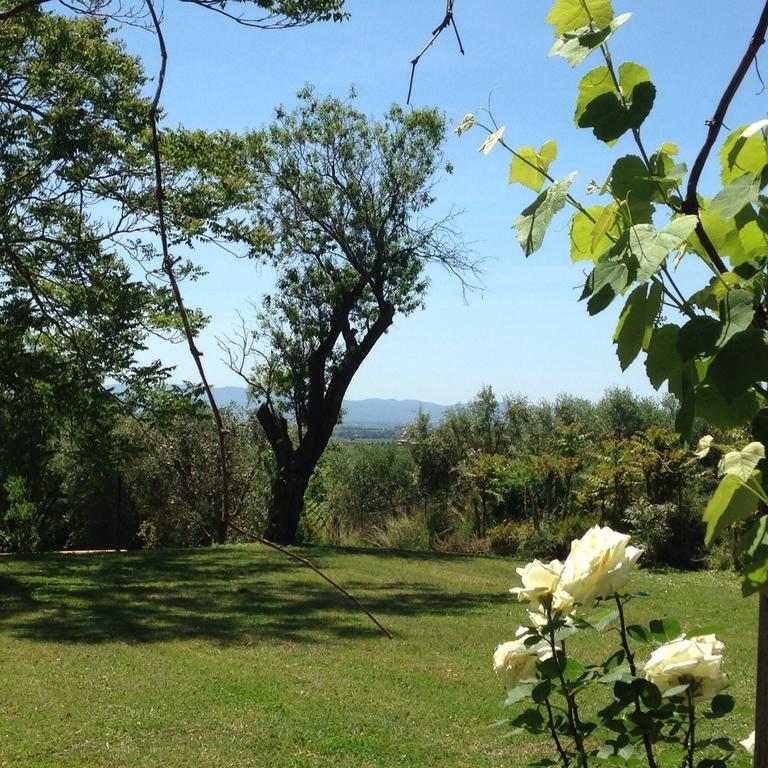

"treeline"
[305, 386, 734, 569]
[0, 382, 735, 568]
[0, 382, 273, 552]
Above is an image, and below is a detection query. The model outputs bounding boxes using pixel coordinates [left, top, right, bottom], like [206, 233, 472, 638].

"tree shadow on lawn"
[0, 547, 508, 646]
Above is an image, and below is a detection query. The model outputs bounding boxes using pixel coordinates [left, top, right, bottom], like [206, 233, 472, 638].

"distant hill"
[212, 386, 253, 408]
[211, 387, 448, 426]
[340, 398, 448, 425]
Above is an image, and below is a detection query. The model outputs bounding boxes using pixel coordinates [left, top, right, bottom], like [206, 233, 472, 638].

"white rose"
[559, 526, 643, 605]
[740, 731, 755, 755]
[643, 634, 726, 702]
[695, 435, 714, 459]
[493, 627, 549, 689]
[510, 558, 574, 617]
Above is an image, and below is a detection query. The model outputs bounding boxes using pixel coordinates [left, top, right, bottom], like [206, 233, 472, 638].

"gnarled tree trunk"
[262, 461, 313, 544]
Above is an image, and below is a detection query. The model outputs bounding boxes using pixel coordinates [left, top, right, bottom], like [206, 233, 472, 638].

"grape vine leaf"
[628, 215, 698, 283]
[740, 515, 768, 596]
[613, 281, 662, 370]
[575, 63, 655, 143]
[509, 141, 558, 192]
[549, 13, 632, 67]
[719, 442, 766, 481]
[703, 471, 763, 545]
[513, 172, 576, 256]
[545, 0, 614, 37]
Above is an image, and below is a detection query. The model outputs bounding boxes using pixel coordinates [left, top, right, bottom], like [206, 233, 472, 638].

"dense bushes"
[0, 387, 273, 552]
[301, 386, 729, 569]
[0, 382, 736, 568]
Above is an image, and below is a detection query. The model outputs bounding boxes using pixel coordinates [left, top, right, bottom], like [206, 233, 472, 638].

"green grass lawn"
[0, 545, 758, 767]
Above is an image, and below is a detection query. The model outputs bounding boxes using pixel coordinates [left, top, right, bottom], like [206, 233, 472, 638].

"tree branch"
[227, 520, 394, 639]
[682, 0, 768, 275]
[0, 0, 49, 20]
[145, 0, 233, 541]
[407, 0, 464, 105]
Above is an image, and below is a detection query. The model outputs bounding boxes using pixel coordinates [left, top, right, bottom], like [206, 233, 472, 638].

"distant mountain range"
[211, 387, 449, 426]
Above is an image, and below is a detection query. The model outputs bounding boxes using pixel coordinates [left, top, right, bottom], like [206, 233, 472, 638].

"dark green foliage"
[305, 441, 419, 545]
[301, 384, 724, 568]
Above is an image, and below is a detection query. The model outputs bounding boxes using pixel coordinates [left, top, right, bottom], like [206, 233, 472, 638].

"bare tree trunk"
[756, 595, 768, 768]
[263, 464, 311, 544]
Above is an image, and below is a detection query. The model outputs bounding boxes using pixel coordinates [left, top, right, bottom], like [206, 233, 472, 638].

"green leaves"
[479, 127, 506, 155]
[720, 121, 768, 184]
[708, 329, 768, 401]
[613, 281, 662, 370]
[569, 204, 619, 262]
[718, 441, 765, 481]
[549, 13, 632, 67]
[703, 471, 764, 545]
[628, 216, 698, 283]
[649, 617, 681, 642]
[581, 252, 629, 315]
[710, 694, 736, 717]
[545, 0, 614, 37]
[717, 288, 754, 347]
[645, 324, 683, 389]
[740, 515, 768, 596]
[575, 63, 656, 143]
[509, 141, 557, 192]
[513, 173, 576, 256]
[710, 173, 761, 218]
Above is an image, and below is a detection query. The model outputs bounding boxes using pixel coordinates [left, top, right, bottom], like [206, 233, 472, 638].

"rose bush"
[493, 525, 741, 768]
[643, 635, 726, 702]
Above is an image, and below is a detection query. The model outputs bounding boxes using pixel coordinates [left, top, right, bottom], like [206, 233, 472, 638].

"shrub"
[487, 520, 534, 555]
[623, 500, 674, 566]
[370, 514, 429, 551]
[623, 498, 705, 568]
[0, 475, 41, 552]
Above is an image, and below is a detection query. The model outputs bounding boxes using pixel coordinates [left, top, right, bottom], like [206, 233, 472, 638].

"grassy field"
[0, 545, 758, 767]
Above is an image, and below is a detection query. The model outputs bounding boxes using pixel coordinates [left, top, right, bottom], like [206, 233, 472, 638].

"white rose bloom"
[559, 526, 643, 605]
[643, 634, 726, 702]
[510, 558, 574, 617]
[740, 731, 755, 755]
[695, 435, 714, 459]
[527, 608, 574, 629]
[493, 627, 549, 689]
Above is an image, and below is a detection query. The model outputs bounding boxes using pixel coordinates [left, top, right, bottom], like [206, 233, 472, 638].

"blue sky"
[123, 1, 767, 404]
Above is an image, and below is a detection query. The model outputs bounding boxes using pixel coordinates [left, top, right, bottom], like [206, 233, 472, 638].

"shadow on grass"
[0, 546, 507, 646]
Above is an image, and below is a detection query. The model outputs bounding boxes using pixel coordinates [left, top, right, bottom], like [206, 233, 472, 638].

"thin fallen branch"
[145, 0, 232, 543]
[407, 0, 464, 105]
[227, 521, 394, 639]
[682, 0, 768, 276]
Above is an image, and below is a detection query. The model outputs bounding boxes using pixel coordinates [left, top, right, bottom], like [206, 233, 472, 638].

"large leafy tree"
[228, 90, 473, 544]
[0, 5, 259, 546]
[0, 5, 161, 523]
[0, 0, 352, 548]
[0, 7, 163, 385]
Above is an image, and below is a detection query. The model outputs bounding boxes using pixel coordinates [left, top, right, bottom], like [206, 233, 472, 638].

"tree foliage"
[227, 89, 472, 544]
[461, 0, 768, 597]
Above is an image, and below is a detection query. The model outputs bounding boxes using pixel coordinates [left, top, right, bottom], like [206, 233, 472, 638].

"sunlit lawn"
[0, 545, 758, 767]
